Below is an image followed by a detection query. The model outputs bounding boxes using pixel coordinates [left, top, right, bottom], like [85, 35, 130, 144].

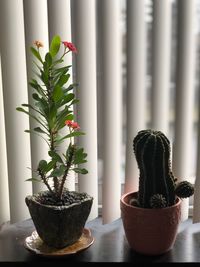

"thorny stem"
[38, 169, 54, 195]
[50, 131, 60, 193]
[47, 67, 59, 192]
[58, 143, 75, 199]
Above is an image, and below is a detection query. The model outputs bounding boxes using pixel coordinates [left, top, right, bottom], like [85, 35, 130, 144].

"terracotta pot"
[25, 191, 93, 248]
[120, 191, 181, 255]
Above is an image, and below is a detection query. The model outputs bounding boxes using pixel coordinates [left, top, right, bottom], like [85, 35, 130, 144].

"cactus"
[150, 194, 167, 208]
[175, 181, 194, 198]
[129, 198, 140, 207]
[132, 129, 194, 209]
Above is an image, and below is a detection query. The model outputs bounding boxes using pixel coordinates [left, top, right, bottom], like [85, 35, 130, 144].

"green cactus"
[132, 129, 194, 209]
[129, 197, 140, 207]
[150, 194, 167, 208]
[175, 181, 194, 198]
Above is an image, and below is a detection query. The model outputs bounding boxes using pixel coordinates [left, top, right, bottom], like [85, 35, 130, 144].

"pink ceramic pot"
[120, 191, 181, 255]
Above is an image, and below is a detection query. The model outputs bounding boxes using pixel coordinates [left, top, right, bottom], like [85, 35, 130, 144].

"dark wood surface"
[0, 216, 200, 262]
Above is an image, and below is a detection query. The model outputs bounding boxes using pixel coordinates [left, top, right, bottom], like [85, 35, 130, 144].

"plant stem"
[50, 131, 59, 193]
[47, 68, 59, 193]
[58, 143, 75, 199]
[38, 169, 54, 195]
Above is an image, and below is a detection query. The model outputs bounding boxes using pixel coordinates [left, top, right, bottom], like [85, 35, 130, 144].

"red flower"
[62, 41, 77, 53]
[71, 122, 80, 129]
[65, 120, 80, 130]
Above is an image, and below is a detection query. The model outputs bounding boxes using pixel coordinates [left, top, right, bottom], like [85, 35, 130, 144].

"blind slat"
[98, 0, 122, 224]
[0, 56, 10, 224]
[125, 0, 146, 194]
[0, 0, 32, 223]
[151, 0, 172, 135]
[71, 0, 98, 221]
[172, 0, 196, 221]
[23, 0, 49, 194]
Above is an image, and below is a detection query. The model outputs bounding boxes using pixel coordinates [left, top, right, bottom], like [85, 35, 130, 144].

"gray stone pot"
[25, 191, 93, 248]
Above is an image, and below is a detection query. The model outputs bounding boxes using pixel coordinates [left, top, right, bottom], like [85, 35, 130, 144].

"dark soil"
[36, 190, 90, 206]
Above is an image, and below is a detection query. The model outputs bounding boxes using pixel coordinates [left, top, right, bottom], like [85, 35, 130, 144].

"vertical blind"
[151, 0, 171, 135]
[172, 0, 196, 221]
[125, 0, 146, 194]
[23, 0, 50, 194]
[0, 0, 32, 223]
[98, 0, 122, 224]
[71, 0, 98, 220]
[0, 0, 199, 225]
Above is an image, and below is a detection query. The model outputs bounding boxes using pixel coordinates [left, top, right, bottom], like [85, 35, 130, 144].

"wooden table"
[0, 217, 200, 262]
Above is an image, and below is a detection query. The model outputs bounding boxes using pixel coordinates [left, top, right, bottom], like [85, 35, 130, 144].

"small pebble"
[37, 190, 90, 206]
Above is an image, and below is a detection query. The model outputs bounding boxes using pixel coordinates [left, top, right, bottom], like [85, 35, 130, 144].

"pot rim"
[25, 190, 93, 210]
[120, 191, 181, 211]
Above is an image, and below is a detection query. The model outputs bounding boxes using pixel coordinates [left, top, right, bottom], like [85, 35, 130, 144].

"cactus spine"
[132, 129, 194, 209]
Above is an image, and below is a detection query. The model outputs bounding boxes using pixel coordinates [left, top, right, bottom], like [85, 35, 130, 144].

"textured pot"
[120, 191, 181, 255]
[25, 191, 93, 248]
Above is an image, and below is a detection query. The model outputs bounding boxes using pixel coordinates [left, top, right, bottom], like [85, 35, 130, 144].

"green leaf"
[74, 148, 87, 164]
[48, 103, 57, 129]
[70, 99, 79, 105]
[63, 83, 78, 94]
[53, 66, 71, 74]
[34, 127, 47, 134]
[58, 104, 69, 115]
[22, 103, 34, 109]
[32, 93, 40, 101]
[73, 168, 88, 174]
[56, 74, 70, 87]
[22, 103, 36, 111]
[50, 165, 65, 177]
[65, 113, 74, 121]
[46, 160, 56, 172]
[25, 178, 41, 182]
[32, 60, 43, 72]
[22, 104, 45, 117]
[41, 70, 49, 85]
[62, 93, 75, 105]
[55, 106, 71, 130]
[50, 35, 61, 57]
[29, 80, 47, 99]
[45, 52, 52, 68]
[35, 98, 49, 117]
[65, 132, 85, 138]
[52, 58, 64, 67]
[56, 120, 67, 132]
[48, 151, 63, 163]
[38, 160, 48, 172]
[30, 47, 43, 63]
[29, 80, 40, 90]
[16, 107, 26, 113]
[56, 132, 85, 144]
[52, 85, 64, 102]
[74, 159, 87, 165]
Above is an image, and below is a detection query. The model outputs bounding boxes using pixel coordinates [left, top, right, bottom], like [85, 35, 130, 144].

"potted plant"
[16, 35, 93, 249]
[120, 129, 194, 255]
